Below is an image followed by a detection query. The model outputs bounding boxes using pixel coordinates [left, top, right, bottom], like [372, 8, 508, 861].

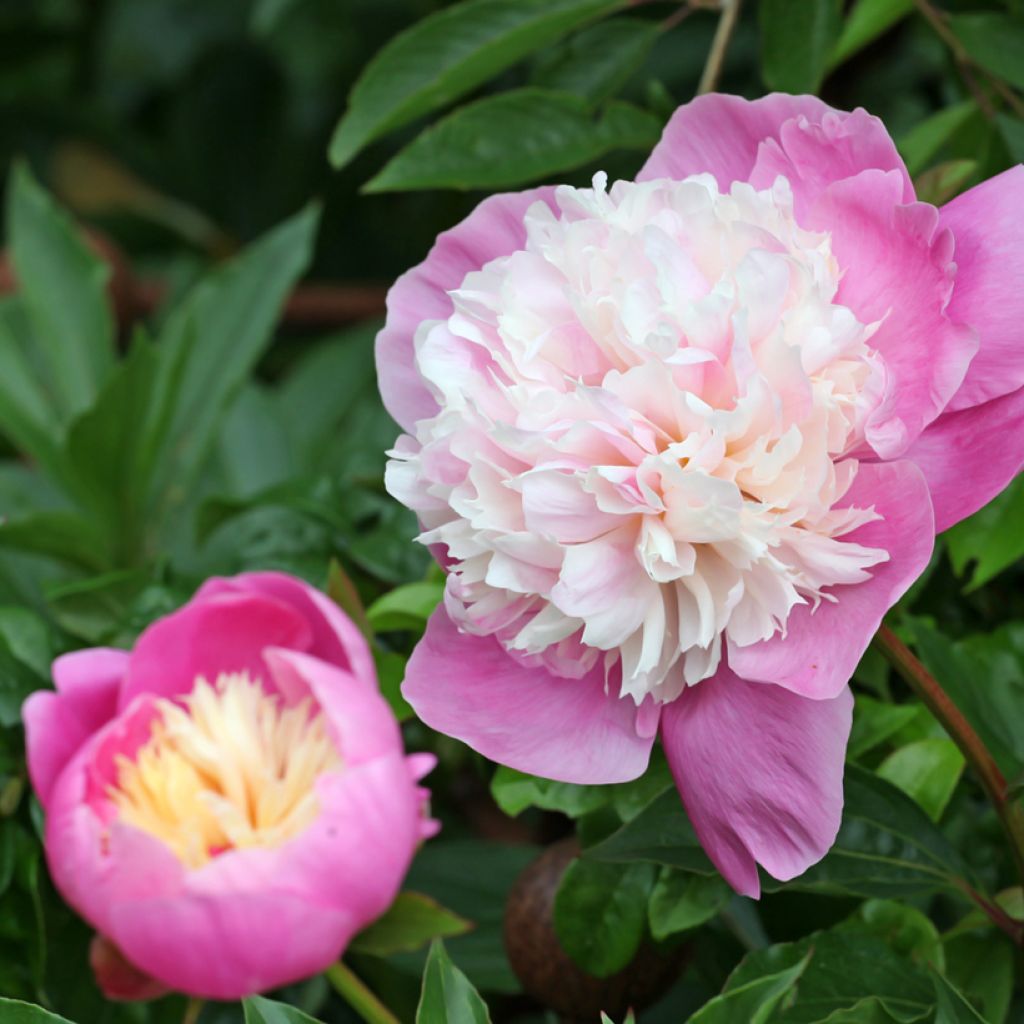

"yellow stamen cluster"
[109, 672, 342, 869]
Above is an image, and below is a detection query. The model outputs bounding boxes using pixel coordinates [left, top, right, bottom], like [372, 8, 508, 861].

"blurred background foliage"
[1, 0, 1024, 1021]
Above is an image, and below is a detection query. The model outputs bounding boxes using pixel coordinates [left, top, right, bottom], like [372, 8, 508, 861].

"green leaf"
[329, 0, 627, 169]
[153, 203, 320, 494]
[688, 950, 812, 1023]
[724, 930, 935, 1023]
[839, 899, 944, 972]
[0, 1000, 74, 1023]
[648, 868, 729, 940]
[375, 649, 414, 722]
[946, 474, 1024, 590]
[931, 973, 989, 1024]
[243, 995, 323, 1024]
[830, 0, 914, 67]
[943, 932, 1013, 1024]
[897, 101, 977, 176]
[532, 17, 659, 105]
[760, 0, 843, 93]
[368, 581, 444, 633]
[490, 766, 609, 819]
[552, 858, 655, 977]
[0, 512, 111, 572]
[913, 159, 977, 206]
[366, 89, 660, 192]
[0, 606, 52, 726]
[417, 939, 492, 1024]
[948, 13, 1024, 91]
[997, 114, 1024, 163]
[876, 738, 964, 822]
[849, 696, 927, 760]
[350, 892, 473, 957]
[6, 163, 114, 419]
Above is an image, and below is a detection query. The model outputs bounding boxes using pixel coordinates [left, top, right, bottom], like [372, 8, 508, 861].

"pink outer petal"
[403, 608, 656, 784]
[806, 170, 977, 458]
[118, 591, 313, 710]
[46, 710, 421, 998]
[728, 460, 934, 699]
[639, 93, 831, 187]
[263, 648, 402, 766]
[23, 649, 128, 810]
[661, 669, 852, 898]
[904, 385, 1024, 532]
[195, 572, 375, 686]
[90, 934, 169, 1002]
[941, 167, 1024, 409]
[376, 187, 556, 432]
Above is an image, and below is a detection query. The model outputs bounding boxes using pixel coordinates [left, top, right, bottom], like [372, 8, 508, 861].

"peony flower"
[378, 93, 1024, 897]
[22, 572, 436, 999]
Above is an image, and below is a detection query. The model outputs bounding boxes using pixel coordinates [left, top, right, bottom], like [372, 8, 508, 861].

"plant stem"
[182, 998, 204, 1024]
[876, 625, 1024, 901]
[325, 962, 401, 1024]
[698, 0, 742, 95]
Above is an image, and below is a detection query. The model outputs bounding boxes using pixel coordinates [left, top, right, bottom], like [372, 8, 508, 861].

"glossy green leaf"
[0, 606, 52, 726]
[724, 930, 934, 1023]
[153, 203, 319, 494]
[830, 0, 914, 67]
[849, 696, 927, 760]
[839, 899, 944, 972]
[243, 995, 323, 1024]
[943, 932, 1013, 1024]
[0, 512, 111, 573]
[553, 858, 656, 977]
[648, 868, 729, 940]
[417, 939, 491, 1024]
[0, 1000, 74, 1024]
[913, 159, 977, 206]
[329, 0, 627, 168]
[6, 163, 114, 419]
[367, 581, 444, 633]
[948, 13, 1024, 91]
[760, 0, 843, 93]
[898, 101, 977, 176]
[375, 649, 414, 722]
[350, 892, 472, 956]
[877, 738, 964, 822]
[997, 114, 1024, 163]
[490, 766, 609, 818]
[366, 89, 660, 192]
[946, 474, 1024, 591]
[932, 972, 989, 1024]
[532, 17, 659, 105]
[688, 950, 812, 1024]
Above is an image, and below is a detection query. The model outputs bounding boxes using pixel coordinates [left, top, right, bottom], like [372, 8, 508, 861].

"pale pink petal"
[940, 167, 1024, 409]
[377, 187, 556, 432]
[196, 572, 375, 686]
[749, 106, 914, 221]
[904, 385, 1024, 531]
[728, 460, 934, 699]
[403, 609, 655, 784]
[118, 592, 313, 710]
[661, 669, 852, 898]
[806, 170, 977, 457]
[263, 648, 403, 765]
[639, 93, 832, 187]
[23, 649, 127, 809]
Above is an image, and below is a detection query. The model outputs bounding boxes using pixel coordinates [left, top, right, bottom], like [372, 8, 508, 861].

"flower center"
[387, 173, 889, 703]
[109, 673, 341, 869]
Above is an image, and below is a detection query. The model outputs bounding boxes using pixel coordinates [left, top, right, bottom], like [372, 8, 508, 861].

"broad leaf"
[931, 973, 989, 1024]
[0, 1000, 74, 1023]
[688, 950, 812, 1023]
[349, 892, 472, 957]
[943, 932, 1013, 1024]
[553, 858, 655, 976]
[367, 581, 444, 633]
[648, 868, 729, 940]
[830, 0, 914, 67]
[839, 899, 944, 972]
[329, 0, 627, 168]
[243, 995, 323, 1024]
[490, 766, 609, 819]
[417, 940, 491, 1024]
[877, 738, 964, 822]
[760, 0, 842, 93]
[532, 17, 659, 105]
[6, 163, 114, 419]
[946, 474, 1024, 591]
[898, 101, 977, 176]
[365, 90, 661, 192]
[0, 512, 111, 573]
[849, 696, 926, 760]
[948, 13, 1024, 91]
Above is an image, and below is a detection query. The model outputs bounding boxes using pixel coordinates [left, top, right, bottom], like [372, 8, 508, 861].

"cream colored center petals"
[388, 173, 892, 704]
[109, 673, 341, 869]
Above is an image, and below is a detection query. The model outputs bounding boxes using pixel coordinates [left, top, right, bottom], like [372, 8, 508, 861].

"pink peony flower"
[378, 93, 1024, 897]
[23, 572, 436, 1000]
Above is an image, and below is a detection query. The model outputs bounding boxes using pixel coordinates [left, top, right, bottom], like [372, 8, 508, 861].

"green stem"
[697, 0, 742, 94]
[182, 998, 204, 1024]
[325, 962, 400, 1024]
[876, 625, 1024, 908]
